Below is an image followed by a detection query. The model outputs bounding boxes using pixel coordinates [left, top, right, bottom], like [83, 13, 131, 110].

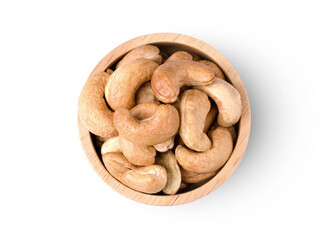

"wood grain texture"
[78, 33, 251, 206]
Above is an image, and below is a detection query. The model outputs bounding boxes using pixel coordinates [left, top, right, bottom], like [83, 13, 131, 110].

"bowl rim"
[78, 32, 251, 206]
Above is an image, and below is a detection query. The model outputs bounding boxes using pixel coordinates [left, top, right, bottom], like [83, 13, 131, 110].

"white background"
[0, 1, 328, 239]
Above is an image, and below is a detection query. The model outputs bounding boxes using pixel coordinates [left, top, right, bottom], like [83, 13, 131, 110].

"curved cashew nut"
[101, 136, 156, 166]
[135, 81, 159, 105]
[203, 101, 218, 133]
[78, 72, 118, 138]
[116, 45, 162, 69]
[103, 152, 167, 194]
[114, 103, 179, 145]
[130, 102, 159, 120]
[179, 89, 211, 152]
[195, 78, 242, 127]
[105, 59, 159, 110]
[175, 126, 233, 173]
[131, 102, 175, 152]
[155, 151, 181, 195]
[199, 60, 226, 80]
[165, 51, 193, 62]
[151, 60, 215, 103]
[180, 167, 217, 183]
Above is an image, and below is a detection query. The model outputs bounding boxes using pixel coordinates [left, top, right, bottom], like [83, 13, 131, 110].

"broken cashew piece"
[151, 60, 215, 103]
[165, 51, 193, 62]
[78, 71, 118, 138]
[116, 45, 162, 69]
[105, 59, 159, 110]
[199, 60, 225, 80]
[195, 78, 242, 127]
[179, 89, 211, 152]
[101, 136, 156, 166]
[135, 81, 159, 105]
[181, 167, 217, 183]
[114, 104, 180, 145]
[103, 152, 167, 194]
[155, 151, 181, 195]
[176, 126, 233, 173]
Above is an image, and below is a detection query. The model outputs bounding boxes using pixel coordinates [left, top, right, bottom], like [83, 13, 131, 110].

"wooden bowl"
[78, 33, 251, 206]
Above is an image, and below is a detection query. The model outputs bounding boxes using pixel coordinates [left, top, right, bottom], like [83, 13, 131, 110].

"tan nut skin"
[176, 126, 233, 174]
[151, 60, 215, 103]
[78, 71, 118, 138]
[153, 137, 175, 152]
[199, 60, 226, 80]
[101, 136, 155, 166]
[181, 167, 217, 184]
[226, 126, 237, 144]
[203, 101, 218, 133]
[103, 153, 167, 194]
[179, 89, 211, 152]
[114, 103, 179, 146]
[174, 101, 216, 148]
[115, 45, 162, 69]
[165, 51, 193, 62]
[101, 136, 121, 153]
[135, 81, 159, 105]
[105, 59, 159, 110]
[131, 103, 175, 152]
[196, 78, 242, 127]
[155, 151, 181, 195]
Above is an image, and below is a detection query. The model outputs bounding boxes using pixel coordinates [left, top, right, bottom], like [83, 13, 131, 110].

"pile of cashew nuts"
[78, 45, 242, 195]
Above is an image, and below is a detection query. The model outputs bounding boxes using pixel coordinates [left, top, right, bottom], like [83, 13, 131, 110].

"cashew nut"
[105, 59, 159, 110]
[195, 78, 242, 127]
[78, 72, 118, 138]
[101, 135, 156, 166]
[199, 60, 225, 80]
[103, 152, 167, 194]
[115, 45, 162, 69]
[130, 102, 176, 152]
[179, 89, 211, 152]
[135, 81, 159, 105]
[203, 101, 218, 133]
[175, 126, 233, 173]
[151, 60, 215, 103]
[153, 137, 175, 152]
[165, 51, 193, 62]
[101, 136, 121, 153]
[155, 151, 181, 195]
[226, 126, 237, 144]
[180, 167, 217, 183]
[114, 103, 179, 145]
